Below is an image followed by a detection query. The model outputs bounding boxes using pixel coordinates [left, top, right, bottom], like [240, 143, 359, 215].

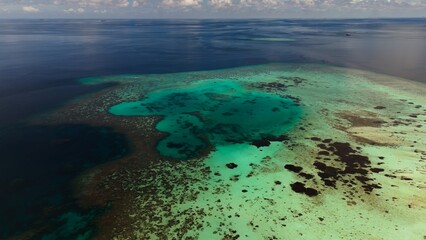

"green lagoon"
[109, 80, 301, 159]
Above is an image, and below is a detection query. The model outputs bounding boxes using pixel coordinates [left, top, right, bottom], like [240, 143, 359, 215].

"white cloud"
[239, 0, 282, 9]
[53, 0, 130, 8]
[132, 0, 141, 7]
[22, 5, 40, 12]
[291, 0, 316, 8]
[209, 0, 232, 8]
[64, 7, 85, 12]
[162, 0, 202, 8]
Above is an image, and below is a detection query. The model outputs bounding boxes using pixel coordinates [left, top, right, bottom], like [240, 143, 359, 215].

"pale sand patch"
[346, 126, 401, 145]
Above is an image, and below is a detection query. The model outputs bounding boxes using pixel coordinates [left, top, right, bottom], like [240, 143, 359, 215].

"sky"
[0, 0, 425, 18]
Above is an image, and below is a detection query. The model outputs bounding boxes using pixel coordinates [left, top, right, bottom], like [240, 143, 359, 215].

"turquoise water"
[110, 79, 302, 159]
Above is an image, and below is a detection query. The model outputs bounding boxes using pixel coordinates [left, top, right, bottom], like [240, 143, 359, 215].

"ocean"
[0, 19, 425, 239]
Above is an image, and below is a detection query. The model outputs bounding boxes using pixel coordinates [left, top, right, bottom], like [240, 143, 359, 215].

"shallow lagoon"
[110, 80, 301, 159]
[29, 64, 426, 239]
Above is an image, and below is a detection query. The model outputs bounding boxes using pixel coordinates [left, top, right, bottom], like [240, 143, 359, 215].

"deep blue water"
[1, 19, 426, 125]
[0, 18, 425, 239]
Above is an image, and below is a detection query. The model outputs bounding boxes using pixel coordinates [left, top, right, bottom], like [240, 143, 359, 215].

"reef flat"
[30, 64, 426, 239]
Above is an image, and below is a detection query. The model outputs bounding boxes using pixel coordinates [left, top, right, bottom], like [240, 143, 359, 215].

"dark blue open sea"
[0, 19, 425, 239]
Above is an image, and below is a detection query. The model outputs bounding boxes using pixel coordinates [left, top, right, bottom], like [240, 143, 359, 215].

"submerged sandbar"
[31, 64, 425, 239]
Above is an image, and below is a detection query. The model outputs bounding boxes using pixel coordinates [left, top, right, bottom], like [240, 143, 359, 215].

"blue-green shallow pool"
[110, 79, 302, 159]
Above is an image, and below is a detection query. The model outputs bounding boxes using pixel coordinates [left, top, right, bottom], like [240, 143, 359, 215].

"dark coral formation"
[250, 76, 307, 93]
[286, 137, 386, 198]
[251, 139, 271, 148]
[251, 135, 289, 148]
[311, 138, 383, 194]
[284, 164, 303, 173]
[290, 182, 319, 197]
[226, 163, 238, 169]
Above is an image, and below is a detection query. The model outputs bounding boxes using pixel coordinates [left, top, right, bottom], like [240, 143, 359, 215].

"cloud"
[22, 5, 39, 12]
[4, 0, 426, 9]
[64, 7, 85, 13]
[209, 0, 232, 8]
[0, 0, 425, 17]
[239, 0, 282, 9]
[52, 0, 130, 8]
[132, 0, 143, 7]
[162, 0, 202, 8]
[94, 9, 107, 13]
